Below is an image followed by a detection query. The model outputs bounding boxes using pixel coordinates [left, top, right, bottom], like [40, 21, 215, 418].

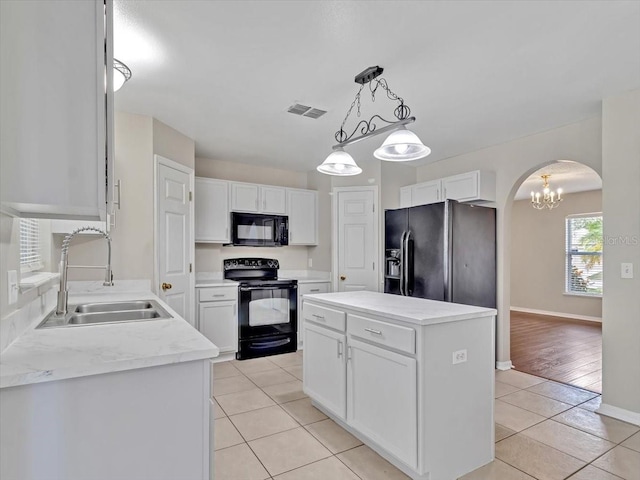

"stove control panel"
[223, 258, 279, 270]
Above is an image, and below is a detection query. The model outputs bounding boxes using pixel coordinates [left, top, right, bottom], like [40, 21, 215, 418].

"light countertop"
[303, 291, 497, 326]
[0, 288, 219, 389]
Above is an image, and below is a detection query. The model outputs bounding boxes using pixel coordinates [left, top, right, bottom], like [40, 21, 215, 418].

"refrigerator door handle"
[399, 231, 406, 296]
[404, 230, 412, 296]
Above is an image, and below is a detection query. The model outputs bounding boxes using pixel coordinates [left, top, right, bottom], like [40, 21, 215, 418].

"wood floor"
[510, 311, 602, 393]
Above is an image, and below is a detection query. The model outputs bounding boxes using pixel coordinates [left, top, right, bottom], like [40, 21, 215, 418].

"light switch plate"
[7, 270, 18, 305]
[621, 263, 633, 279]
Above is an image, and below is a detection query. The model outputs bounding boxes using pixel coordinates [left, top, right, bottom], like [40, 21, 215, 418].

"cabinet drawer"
[299, 282, 330, 296]
[198, 287, 237, 302]
[304, 303, 346, 332]
[347, 314, 415, 354]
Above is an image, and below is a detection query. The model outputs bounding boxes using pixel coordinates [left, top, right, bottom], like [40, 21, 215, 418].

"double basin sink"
[38, 300, 172, 329]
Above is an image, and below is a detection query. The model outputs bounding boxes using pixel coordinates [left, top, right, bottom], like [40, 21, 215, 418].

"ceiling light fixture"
[531, 174, 563, 209]
[317, 65, 430, 176]
[113, 58, 132, 92]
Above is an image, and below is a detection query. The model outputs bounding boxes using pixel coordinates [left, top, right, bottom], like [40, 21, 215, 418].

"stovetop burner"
[223, 258, 281, 282]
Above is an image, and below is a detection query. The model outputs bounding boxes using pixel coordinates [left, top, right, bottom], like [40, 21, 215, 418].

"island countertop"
[303, 291, 496, 325]
[0, 289, 219, 389]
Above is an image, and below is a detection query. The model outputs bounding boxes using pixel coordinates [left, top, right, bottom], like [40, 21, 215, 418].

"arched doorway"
[508, 160, 603, 392]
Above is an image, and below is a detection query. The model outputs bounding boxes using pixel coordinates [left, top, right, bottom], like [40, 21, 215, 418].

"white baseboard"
[496, 360, 513, 371]
[597, 403, 640, 427]
[510, 306, 602, 323]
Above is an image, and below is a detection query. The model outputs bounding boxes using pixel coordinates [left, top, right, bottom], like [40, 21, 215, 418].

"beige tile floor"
[212, 352, 640, 480]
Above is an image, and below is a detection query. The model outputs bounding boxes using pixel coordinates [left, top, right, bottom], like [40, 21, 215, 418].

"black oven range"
[223, 258, 298, 360]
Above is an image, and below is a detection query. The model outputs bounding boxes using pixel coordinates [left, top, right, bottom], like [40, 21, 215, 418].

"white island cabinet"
[302, 291, 496, 480]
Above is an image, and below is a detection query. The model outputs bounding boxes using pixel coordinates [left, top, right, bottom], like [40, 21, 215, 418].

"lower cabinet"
[197, 286, 238, 355]
[297, 281, 331, 346]
[347, 337, 417, 468]
[303, 322, 346, 420]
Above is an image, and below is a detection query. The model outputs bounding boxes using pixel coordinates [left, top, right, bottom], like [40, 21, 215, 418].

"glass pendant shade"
[113, 70, 126, 92]
[373, 126, 431, 161]
[317, 149, 362, 176]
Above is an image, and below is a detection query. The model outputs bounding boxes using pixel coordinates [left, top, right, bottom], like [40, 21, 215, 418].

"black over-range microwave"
[229, 212, 289, 247]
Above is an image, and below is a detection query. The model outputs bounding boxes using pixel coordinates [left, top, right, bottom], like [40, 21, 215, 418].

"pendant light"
[317, 148, 362, 176]
[317, 66, 430, 176]
[113, 59, 132, 92]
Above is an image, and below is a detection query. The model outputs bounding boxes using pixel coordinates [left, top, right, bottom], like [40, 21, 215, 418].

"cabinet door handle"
[337, 340, 343, 358]
[309, 289, 320, 293]
[213, 294, 225, 297]
[347, 346, 352, 361]
[263, 199, 266, 210]
[364, 328, 382, 335]
[312, 314, 325, 321]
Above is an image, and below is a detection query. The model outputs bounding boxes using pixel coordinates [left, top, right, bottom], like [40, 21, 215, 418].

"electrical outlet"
[308, 258, 313, 268]
[621, 263, 633, 279]
[7, 270, 18, 305]
[452, 349, 467, 365]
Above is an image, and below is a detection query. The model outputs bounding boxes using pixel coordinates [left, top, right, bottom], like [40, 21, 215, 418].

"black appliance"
[230, 212, 288, 247]
[384, 200, 496, 308]
[224, 258, 297, 360]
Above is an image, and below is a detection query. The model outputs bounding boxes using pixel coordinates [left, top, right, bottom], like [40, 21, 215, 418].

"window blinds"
[19, 218, 42, 271]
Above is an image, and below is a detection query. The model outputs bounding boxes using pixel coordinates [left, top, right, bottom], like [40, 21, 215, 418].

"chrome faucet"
[56, 226, 113, 315]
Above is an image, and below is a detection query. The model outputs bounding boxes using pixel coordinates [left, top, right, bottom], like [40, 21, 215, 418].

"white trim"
[563, 292, 603, 299]
[566, 211, 603, 219]
[510, 306, 602, 323]
[597, 403, 640, 427]
[331, 186, 380, 293]
[154, 155, 196, 327]
[496, 361, 513, 371]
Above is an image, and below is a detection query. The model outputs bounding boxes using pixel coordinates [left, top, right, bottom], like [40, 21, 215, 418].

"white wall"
[601, 89, 640, 419]
[416, 117, 603, 366]
[510, 190, 602, 319]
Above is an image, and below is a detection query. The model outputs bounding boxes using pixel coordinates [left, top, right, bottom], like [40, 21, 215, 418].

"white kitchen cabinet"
[0, 0, 113, 220]
[197, 286, 238, 356]
[1, 360, 211, 480]
[230, 182, 287, 214]
[261, 186, 287, 214]
[400, 186, 413, 208]
[303, 321, 346, 420]
[442, 170, 496, 203]
[287, 189, 318, 245]
[412, 180, 442, 206]
[347, 337, 417, 468]
[231, 182, 260, 212]
[297, 281, 331, 346]
[195, 177, 230, 243]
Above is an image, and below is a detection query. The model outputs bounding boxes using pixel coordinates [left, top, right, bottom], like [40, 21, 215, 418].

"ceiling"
[113, 1, 640, 173]
[514, 161, 602, 200]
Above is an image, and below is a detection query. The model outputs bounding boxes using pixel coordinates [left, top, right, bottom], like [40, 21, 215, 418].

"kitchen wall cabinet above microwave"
[231, 182, 287, 214]
[399, 170, 496, 208]
[194, 177, 318, 245]
[0, 0, 114, 221]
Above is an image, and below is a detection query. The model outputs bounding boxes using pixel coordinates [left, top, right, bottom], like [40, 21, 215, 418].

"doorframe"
[153, 154, 195, 325]
[331, 185, 380, 293]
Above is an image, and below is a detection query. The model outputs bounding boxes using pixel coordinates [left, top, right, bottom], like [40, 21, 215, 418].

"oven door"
[239, 284, 297, 339]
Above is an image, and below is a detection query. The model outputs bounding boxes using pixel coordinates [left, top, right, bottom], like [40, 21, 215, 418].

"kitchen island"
[0, 283, 218, 480]
[302, 291, 497, 480]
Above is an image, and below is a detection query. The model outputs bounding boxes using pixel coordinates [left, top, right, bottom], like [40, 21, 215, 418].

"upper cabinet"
[287, 189, 318, 245]
[0, 0, 114, 220]
[195, 178, 229, 243]
[399, 170, 495, 208]
[230, 182, 287, 214]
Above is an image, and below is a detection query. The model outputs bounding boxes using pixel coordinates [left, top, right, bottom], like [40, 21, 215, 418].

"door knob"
[340, 275, 346, 281]
[161, 282, 172, 291]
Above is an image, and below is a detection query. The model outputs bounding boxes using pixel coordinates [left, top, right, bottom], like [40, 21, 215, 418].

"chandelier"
[113, 59, 132, 92]
[317, 66, 431, 176]
[531, 174, 563, 209]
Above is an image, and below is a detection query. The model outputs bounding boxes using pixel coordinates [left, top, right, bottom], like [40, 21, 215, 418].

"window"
[566, 214, 603, 296]
[19, 218, 43, 272]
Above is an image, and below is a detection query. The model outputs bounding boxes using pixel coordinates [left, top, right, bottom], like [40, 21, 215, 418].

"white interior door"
[335, 188, 378, 292]
[156, 156, 193, 325]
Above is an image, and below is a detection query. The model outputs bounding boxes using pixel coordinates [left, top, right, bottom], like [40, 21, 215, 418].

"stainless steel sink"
[37, 300, 172, 328]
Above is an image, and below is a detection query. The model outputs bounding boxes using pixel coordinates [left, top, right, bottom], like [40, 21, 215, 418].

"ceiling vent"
[287, 103, 327, 119]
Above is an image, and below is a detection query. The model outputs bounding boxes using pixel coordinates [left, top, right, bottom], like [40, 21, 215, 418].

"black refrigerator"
[384, 200, 496, 308]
